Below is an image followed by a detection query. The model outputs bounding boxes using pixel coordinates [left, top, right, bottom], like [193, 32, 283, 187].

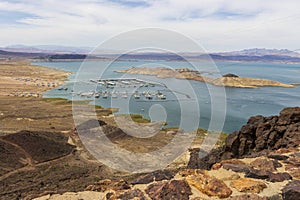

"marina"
[55, 78, 170, 101]
[70, 89, 168, 101]
[89, 78, 160, 88]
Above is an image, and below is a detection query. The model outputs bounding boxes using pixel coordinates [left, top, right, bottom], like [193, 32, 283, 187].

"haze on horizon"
[0, 0, 300, 52]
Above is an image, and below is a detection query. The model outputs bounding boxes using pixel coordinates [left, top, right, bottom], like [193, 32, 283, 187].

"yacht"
[121, 91, 128, 98]
[112, 91, 118, 98]
[133, 93, 141, 99]
[145, 93, 153, 100]
[157, 94, 166, 100]
[94, 93, 101, 98]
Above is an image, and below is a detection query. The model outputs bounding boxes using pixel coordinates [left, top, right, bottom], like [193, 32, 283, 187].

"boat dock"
[89, 78, 165, 88]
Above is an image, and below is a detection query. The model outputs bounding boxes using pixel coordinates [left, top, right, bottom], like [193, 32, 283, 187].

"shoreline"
[30, 58, 300, 65]
[0, 61, 71, 97]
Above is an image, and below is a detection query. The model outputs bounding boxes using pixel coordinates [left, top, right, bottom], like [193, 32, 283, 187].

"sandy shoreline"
[0, 61, 71, 97]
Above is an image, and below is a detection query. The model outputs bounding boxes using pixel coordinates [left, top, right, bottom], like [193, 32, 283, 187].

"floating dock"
[89, 78, 165, 88]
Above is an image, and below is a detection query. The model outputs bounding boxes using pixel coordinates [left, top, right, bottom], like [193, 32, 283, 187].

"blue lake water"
[33, 60, 300, 133]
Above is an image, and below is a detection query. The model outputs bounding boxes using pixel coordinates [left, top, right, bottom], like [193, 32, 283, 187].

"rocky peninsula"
[116, 67, 295, 88]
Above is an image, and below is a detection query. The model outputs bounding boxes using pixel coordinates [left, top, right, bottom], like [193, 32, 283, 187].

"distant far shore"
[30, 57, 300, 65]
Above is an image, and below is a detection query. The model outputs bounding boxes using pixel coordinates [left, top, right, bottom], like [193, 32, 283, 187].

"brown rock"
[221, 159, 247, 165]
[282, 180, 300, 200]
[211, 159, 246, 170]
[284, 157, 300, 167]
[267, 172, 292, 182]
[117, 189, 146, 200]
[178, 169, 206, 177]
[191, 198, 210, 200]
[186, 172, 232, 198]
[221, 107, 300, 159]
[229, 194, 268, 200]
[145, 181, 165, 199]
[106, 191, 117, 200]
[204, 178, 233, 198]
[212, 163, 222, 170]
[190, 107, 300, 170]
[278, 107, 300, 125]
[250, 157, 278, 172]
[285, 165, 300, 179]
[145, 180, 192, 200]
[223, 163, 251, 173]
[188, 148, 223, 170]
[230, 178, 267, 193]
[131, 170, 175, 185]
[245, 168, 270, 180]
[85, 179, 130, 192]
[290, 152, 300, 158]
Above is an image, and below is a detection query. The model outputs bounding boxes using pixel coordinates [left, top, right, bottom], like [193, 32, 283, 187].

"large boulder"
[145, 180, 192, 200]
[190, 107, 300, 170]
[224, 107, 300, 158]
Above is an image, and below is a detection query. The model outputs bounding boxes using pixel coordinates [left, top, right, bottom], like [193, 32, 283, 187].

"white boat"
[94, 93, 101, 98]
[133, 93, 141, 99]
[102, 90, 110, 98]
[80, 92, 94, 97]
[157, 94, 166, 100]
[103, 93, 108, 98]
[121, 91, 128, 98]
[112, 93, 118, 98]
[145, 93, 153, 100]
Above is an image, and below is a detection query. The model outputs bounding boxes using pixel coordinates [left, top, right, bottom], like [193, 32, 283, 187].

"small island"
[116, 67, 295, 88]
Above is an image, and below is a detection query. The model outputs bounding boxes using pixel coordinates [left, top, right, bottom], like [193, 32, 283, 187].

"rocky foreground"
[116, 67, 295, 88]
[34, 107, 300, 200]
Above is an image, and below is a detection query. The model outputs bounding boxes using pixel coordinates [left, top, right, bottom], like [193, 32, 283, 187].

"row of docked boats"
[90, 78, 156, 88]
[75, 90, 166, 100]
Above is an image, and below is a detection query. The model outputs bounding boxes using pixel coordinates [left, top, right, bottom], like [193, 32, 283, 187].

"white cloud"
[0, 0, 299, 51]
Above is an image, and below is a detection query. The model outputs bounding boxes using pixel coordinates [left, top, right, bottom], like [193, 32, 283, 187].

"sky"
[0, 0, 300, 52]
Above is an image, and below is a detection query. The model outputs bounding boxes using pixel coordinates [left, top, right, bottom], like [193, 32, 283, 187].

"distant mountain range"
[1, 45, 93, 54]
[0, 45, 300, 63]
[218, 48, 300, 58]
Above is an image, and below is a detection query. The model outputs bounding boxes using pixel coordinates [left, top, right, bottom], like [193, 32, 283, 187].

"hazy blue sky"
[0, 0, 299, 51]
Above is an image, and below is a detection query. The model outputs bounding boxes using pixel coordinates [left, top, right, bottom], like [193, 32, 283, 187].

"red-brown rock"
[250, 157, 279, 172]
[145, 180, 192, 200]
[117, 189, 147, 200]
[267, 172, 292, 182]
[85, 179, 130, 192]
[282, 180, 300, 200]
[229, 194, 268, 200]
